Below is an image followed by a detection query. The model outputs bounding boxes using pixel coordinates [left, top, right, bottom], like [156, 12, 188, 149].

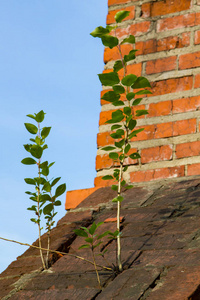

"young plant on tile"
[74, 221, 111, 289]
[91, 10, 151, 271]
[21, 110, 66, 269]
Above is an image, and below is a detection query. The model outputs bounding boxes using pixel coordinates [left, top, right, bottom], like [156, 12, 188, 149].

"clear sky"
[0, 1, 107, 273]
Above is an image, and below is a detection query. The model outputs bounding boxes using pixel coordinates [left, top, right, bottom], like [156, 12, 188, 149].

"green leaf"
[27, 205, 37, 211]
[93, 241, 103, 249]
[126, 92, 135, 101]
[112, 100, 125, 106]
[30, 218, 37, 223]
[113, 85, 125, 94]
[121, 74, 137, 86]
[115, 138, 125, 148]
[26, 114, 36, 121]
[124, 50, 137, 63]
[90, 26, 110, 37]
[35, 110, 45, 123]
[43, 203, 53, 215]
[123, 107, 131, 116]
[24, 123, 38, 134]
[74, 229, 88, 237]
[109, 152, 119, 160]
[125, 144, 131, 154]
[123, 166, 128, 172]
[41, 166, 49, 176]
[111, 185, 118, 191]
[21, 157, 37, 165]
[128, 119, 137, 130]
[132, 77, 151, 89]
[40, 194, 51, 201]
[23, 144, 31, 152]
[24, 178, 35, 185]
[121, 35, 135, 44]
[132, 98, 143, 105]
[101, 91, 120, 102]
[54, 200, 61, 206]
[136, 110, 149, 117]
[129, 152, 141, 159]
[79, 244, 90, 249]
[121, 180, 126, 186]
[89, 222, 97, 235]
[41, 127, 51, 139]
[113, 60, 123, 73]
[101, 35, 119, 49]
[98, 72, 119, 86]
[55, 183, 66, 197]
[30, 144, 43, 159]
[119, 153, 125, 160]
[110, 129, 124, 139]
[102, 175, 113, 180]
[115, 10, 130, 23]
[42, 182, 51, 192]
[49, 162, 55, 168]
[111, 124, 122, 130]
[135, 90, 152, 95]
[126, 185, 133, 189]
[112, 195, 124, 202]
[102, 146, 116, 151]
[97, 231, 110, 239]
[129, 128, 144, 139]
[85, 237, 93, 243]
[107, 110, 124, 123]
[51, 177, 61, 187]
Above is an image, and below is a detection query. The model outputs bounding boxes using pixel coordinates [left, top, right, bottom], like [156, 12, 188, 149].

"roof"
[1, 176, 200, 299]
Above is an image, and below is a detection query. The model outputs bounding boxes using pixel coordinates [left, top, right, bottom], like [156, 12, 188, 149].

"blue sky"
[0, 1, 107, 273]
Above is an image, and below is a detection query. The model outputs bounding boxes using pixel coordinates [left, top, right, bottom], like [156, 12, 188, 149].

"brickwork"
[95, 0, 200, 186]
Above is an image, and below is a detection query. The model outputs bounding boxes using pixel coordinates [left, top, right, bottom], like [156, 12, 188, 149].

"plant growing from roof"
[91, 10, 152, 272]
[21, 110, 66, 270]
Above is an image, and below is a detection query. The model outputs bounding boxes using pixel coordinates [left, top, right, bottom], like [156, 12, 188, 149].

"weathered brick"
[154, 122, 173, 139]
[128, 21, 151, 36]
[130, 166, 185, 183]
[173, 118, 196, 136]
[195, 30, 200, 44]
[136, 39, 157, 55]
[107, 6, 135, 25]
[194, 74, 200, 89]
[172, 96, 200, 113]
[157, 32, 190, 52]
[141, 145, 173, 164]
[188, 163, 200, 176]
[157, 13, 195, 32]
[148, 100, 172, 117]
[176, 141, 200, 159]
[142, 0, 192, 18]
[146, 56, 177, 74]
[151, 76, 193, 97]
[94, 176, 115, 187]
[179, 51, 200, 70]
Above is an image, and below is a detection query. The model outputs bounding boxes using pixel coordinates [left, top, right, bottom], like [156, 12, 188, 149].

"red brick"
[148, 101, 172, 117]
[194, 74, 200, 89]
[136, 39, 157, 55]
[154, 122, 173, 139]
[157, 33, 190, 51]
[65, 187, 99, 210]
[141, 145, 173, 164]
[172, 96, 200, 113]
[130, 166, 185, 183]
[104, 62, 142, 82]
[173, 119, 196, 136]
[142, 0, 192, 18]
[129, 21, 151, 36]
[146, 56, 177, 75]
[195, 30, 200, 44]
[151, 76, 193, 97]
[157, 13, 195, 32]
[176, 141, 200, 159]
[188, 163, 200, 176]
[179, 51, 200, 70]
[104, 44, 132, 63]
[131, 124, 155, 142]
[107, 7, 135, 25]
[108, 0, 132, 5]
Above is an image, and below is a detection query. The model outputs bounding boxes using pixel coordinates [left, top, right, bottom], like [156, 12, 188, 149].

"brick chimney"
[95, 0, 200, 187]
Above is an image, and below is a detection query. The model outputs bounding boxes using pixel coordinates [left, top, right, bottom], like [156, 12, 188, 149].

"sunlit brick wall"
[95, 0, 200, 186]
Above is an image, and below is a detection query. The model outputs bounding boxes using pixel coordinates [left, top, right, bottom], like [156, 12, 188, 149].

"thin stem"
[92, 247, 101, 289]
[0, 236, 112, 271]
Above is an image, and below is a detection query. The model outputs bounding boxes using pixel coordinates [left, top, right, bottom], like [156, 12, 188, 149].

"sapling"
[21, 110, 66, 269]
[90, 10, 152, 272]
